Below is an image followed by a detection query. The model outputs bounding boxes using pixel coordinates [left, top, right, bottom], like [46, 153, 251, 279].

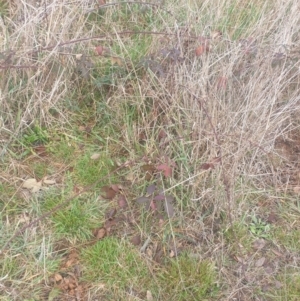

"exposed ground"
[1, 0, 300, 300]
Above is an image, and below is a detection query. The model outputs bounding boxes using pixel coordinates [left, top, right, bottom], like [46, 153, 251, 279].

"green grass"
[74, 152, 116, 187]
[224, 221, 253, 254]
[159, 254, 218, 300]
[270, 270, 300, 301]
[81, 237, 151, 287]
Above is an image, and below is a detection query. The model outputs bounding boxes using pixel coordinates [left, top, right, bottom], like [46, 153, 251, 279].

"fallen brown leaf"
[54, 273, 63, 282]
[141, 164, 156, 180]
[22, 178, 43, 193]
[130, 235, 141, 246]
[255, 257, 266, 267]
[147, 290, 154, 301]
[94, 228, 106, 240]
[90, 153, 101, 160]
[118, 195, 128, 208]
[101, 186, 117, 200]
[33, 145, 47, 156]
[105, 208, 117, 220]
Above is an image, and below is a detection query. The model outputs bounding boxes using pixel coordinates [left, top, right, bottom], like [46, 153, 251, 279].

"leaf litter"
[22, 177, 56, 193]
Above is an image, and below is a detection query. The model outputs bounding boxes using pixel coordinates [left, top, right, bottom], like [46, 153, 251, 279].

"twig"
[86, 1, 178, 22]
[181, 85, 234, 225]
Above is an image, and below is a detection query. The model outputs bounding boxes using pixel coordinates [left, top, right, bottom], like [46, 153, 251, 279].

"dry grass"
[1, 0, 300, 300]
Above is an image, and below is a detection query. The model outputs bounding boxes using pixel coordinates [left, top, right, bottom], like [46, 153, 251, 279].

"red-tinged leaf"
[147, 184, 156, 195]
[95, 45, 104, 56]
[154, 193, 165, 201]
[164, 196, 174, 218]
[98, 0, 106, 5]
[211, 156, 221, 164]
[200, 163, 212, 170]
[150, 200, 157, 211]
[195, 37, 210, 57]
[158, 217, 164, 228]
[118, 195, 128, 208]
[195, 45, 205, 56]
[136, 196, 150, 204]
[201, 157, 221, 170]
[156, 164, 172, 178]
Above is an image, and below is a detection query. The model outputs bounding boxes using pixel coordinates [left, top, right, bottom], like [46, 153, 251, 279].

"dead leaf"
[111, 184, 123, 192]
[22, 178, 43, 193]
[43, 179, 56, 185]
[104, 219, 116, 233]
[200, 163, 211, 170]
[195, 45, 205, 56]
[150, 200, 157, 211]
[54, 273, 63, 282]
[75, 53, 83, 60]
[110, 56, 122, 66]
[255, 257, 266, 267]
[130, 235, 141, 246]
[264, 266, 273, 274]
[195, 37, 210, 56]
[201, 157, 221, 170]
[141, 164, 156, 180]
[65, 250, 79, 268]
[90, 153, 101, 160]
[105, 208, 117, 220]
[98, 0, 106, 5]
[33, 145, 47, 156]
[101, 186, 117, 200]
[95, 45, 104, 56]
[293, 186, 300, 194]
[158, 129, 167, 141]
[234, 255, 245, 264]
[211, 30, 222, 40]
[118, 195, 128, 208]
[94, 228, 106, 240]
[253, 239, 266, 250]
[146, 290, 153, 301]
[267, 212, 278, 223]
[271, 249, 283, 257]
[23, 178, 38, 188]
[154, 193, 165, 201]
